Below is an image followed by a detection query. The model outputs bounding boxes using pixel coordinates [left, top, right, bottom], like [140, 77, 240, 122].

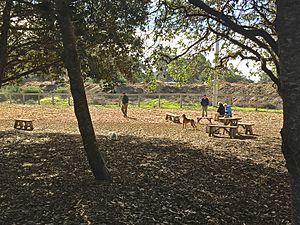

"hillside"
[14, 81, 281, 109]
[86, 81, 282, 109]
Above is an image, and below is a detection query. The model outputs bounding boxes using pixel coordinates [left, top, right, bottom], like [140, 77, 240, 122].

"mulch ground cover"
[0, 104, 291, 225]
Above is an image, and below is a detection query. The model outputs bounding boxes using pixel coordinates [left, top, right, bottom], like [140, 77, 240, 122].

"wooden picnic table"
[197, 116, 213, 124]
[207, 124, 238, 139]
[219, 117, 242, 126]
[14, 119, 34, 131]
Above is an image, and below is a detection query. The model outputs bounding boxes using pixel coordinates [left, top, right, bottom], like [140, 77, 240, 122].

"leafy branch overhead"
[0, 0, 151, 86]
[151, 0, 279, 89]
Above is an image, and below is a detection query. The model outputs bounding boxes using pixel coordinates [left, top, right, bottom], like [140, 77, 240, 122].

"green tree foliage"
[166, 53, 210, 84]
[150, 0, 278, 87]
[0, 0, 151, 87]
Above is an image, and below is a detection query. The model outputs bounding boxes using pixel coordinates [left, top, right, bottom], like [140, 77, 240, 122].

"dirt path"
[0, 104, 290, 225]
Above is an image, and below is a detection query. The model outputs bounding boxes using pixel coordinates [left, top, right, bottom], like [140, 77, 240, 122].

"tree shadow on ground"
[0, 130, 290, 225]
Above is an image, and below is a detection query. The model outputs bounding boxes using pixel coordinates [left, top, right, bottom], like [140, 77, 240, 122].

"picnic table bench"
[165, 113, 180, 123]
[207, 124, 238, 139]
[219, 117, 242, 126]
[197, 116, 213, 124]
[238, 122, 254, 135]
[14, 119, 34, 131]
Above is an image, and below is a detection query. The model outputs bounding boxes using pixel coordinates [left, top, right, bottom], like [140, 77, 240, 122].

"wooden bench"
[238, 122, 254, 135]
[197, 116, 213, 124]
[14, 119, 34, 131]
[165, 113, 180, 123]
[207, 124, 238, 139]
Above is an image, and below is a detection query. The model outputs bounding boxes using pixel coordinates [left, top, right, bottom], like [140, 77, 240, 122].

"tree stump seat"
[14, 119, 34, 131]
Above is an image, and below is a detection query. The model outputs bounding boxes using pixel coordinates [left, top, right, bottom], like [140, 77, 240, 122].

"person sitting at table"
[217, 102, 225, 117]
[224, 103, 232, 117]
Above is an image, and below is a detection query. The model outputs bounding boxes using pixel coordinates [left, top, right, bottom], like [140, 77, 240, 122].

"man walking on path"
[200, 94, 209, 117]
[121, 92, 129, 117]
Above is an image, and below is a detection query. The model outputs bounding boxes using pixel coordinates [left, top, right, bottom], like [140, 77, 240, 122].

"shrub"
[2, 85, 21, 93]
[55, 87, 69, 93]
[22, 86, 43, 93]
[40, 96, 72, 106]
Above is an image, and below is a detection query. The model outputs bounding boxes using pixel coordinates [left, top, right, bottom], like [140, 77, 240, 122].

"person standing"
[200, 94, 209, 117]
[121, 92, 129, 117]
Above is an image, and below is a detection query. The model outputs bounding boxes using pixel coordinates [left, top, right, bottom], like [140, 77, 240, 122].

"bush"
[40, 96, 72, 106]
[2, 85, 21, 93]
[55, 87, 69, 93]
[22, 86, 43, 93]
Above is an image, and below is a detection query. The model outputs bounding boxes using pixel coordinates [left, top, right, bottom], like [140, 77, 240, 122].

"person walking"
[121, 92, 129, 117]
[200, 94, 209, 117]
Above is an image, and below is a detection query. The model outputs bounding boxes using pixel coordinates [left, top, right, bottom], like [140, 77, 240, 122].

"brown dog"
[182, 114, 196, 128]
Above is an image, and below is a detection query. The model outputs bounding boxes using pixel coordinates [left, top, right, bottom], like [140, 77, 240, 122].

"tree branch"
[187, 0, 278, 56]
[1, 60, 62, 84]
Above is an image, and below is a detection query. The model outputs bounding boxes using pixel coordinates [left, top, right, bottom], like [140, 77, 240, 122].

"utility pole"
[212, 40, 219, 106]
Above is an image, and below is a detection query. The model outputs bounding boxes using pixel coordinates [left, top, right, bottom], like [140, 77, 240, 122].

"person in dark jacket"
[217, 102, 225, 117]
[200, 94, 209, 117]
[121, 92, 129, 117]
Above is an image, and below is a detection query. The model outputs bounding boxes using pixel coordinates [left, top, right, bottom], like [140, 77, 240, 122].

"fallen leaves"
[0, 105, 290, 224]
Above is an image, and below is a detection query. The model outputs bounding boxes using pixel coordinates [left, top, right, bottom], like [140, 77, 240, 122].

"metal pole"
[158, 94, 161, 108]
[213, 40, 220, 106]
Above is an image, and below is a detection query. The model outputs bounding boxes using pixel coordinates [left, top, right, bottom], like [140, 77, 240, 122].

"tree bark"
[53, 0, 112, 181]
[0, 0, 12, 87]
[277, 1, 300, 224]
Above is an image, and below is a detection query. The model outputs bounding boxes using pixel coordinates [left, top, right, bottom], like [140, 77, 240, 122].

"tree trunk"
[277, 1, 300, 224]
[53, 0, 112, 181]
[0, 0, 12, 87]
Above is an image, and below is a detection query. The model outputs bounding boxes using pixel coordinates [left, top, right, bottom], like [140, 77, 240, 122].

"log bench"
[207, 124, 238, 139]
[238, 122, 254, 135]
[14, 119, 34, 131]
[165, 113, 180, 123]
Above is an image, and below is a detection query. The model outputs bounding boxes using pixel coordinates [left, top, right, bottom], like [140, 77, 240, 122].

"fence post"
[38, 94, 41, 105]
[51, 92, 54, 105]
[22, 94, 25, 104]
[9, 93, 12, 104]
[138, 95, 140, 108]
[158, 94, 161, 108]
[180, 94, 183, 108]
[255, 97, 258, 111]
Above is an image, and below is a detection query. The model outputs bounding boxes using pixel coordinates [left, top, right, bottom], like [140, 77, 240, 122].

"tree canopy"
[150, 0, 278, 87]
[0, 0, 151, 86]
